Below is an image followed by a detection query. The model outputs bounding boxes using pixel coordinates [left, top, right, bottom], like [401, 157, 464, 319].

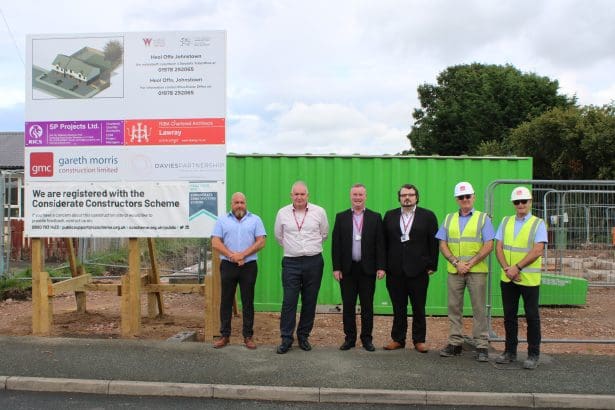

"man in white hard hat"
[494, 186, 548, 370]
[436, 182, 494, 362]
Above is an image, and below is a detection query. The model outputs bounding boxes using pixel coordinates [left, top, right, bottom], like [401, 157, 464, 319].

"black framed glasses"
[513, 199, 529, 205]
[456, 194, 472, 200]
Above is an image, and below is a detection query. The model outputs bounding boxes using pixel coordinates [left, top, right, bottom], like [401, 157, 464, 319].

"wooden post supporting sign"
[66, 238, 86, 313]
[31, 238, 51, 336]
[146, 238, 164, 318]
[204, 246, 222, 341]
[120, 238, 141, 337]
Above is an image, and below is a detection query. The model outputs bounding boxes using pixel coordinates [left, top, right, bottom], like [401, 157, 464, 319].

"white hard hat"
[454, 181, 474, 197]
[510, 186, 532, 201]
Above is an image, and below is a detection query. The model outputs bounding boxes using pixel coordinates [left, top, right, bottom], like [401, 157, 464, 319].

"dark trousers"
[280, 254, 324, 342]
[340, 262, 376, 343]
[500, 280, 541, 356]
[219, 260, 257, 338]
[385, 273, 429, 344]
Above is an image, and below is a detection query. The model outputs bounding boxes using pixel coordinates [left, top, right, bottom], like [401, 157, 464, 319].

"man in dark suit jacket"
[382, 184, 438, 353]
[332, 184, 386, 352]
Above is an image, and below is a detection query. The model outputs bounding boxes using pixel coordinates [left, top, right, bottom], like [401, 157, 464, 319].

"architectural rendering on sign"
[32, 39, 124, 99]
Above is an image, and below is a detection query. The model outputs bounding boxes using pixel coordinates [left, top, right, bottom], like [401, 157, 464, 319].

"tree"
[506, 104, 615, 180]
[578, 104, 615, 179]
[407, 63, 575, 155]
[507, 107, 585, 179]
[104, 41, 124, 65]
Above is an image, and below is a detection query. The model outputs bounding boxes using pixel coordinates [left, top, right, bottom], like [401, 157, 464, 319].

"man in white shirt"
[274, 181, 329, 354]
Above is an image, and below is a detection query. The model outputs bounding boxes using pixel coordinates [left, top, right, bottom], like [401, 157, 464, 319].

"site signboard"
[24, 31, 226, 237]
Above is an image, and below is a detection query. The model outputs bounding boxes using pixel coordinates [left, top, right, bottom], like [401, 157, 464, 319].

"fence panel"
[78, 237, 209, 282]
[1, 173, 5, 276]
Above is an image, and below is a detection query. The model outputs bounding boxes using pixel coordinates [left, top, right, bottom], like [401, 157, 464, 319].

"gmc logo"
[30, 152, 54, 177]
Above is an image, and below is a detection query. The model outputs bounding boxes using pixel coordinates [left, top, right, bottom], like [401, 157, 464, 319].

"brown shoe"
[244, 337, 257, 350]
[383, 340, 404, 350]
[213, 336, 229, 348]
[414, 342, 428, 353]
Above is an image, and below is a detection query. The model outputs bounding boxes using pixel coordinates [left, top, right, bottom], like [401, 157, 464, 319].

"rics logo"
[27, 124, 44, 145]
[29, 124, 43, 139]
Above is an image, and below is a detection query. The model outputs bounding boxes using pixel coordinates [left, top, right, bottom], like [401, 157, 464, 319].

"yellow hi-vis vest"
[444, 211, 488, 274]
[500, 215, 543, 286]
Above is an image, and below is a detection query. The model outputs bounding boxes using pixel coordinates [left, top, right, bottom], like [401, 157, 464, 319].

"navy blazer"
[383, 207, 439, 277]
[331, 208, 386, 276]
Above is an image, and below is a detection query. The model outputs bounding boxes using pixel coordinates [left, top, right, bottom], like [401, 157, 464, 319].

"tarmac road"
[0, 336, 614, 409]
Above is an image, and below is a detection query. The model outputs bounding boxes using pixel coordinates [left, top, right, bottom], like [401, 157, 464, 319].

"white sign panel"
[25, 181, 225, 238]
[25, 145, 226, 182]
[24, 31, 227, 237]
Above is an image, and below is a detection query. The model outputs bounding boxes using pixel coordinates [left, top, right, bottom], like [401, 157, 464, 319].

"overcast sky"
[1, 0, 614, 154]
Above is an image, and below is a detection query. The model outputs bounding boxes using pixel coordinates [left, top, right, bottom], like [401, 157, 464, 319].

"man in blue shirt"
[211, 192, 266, 349]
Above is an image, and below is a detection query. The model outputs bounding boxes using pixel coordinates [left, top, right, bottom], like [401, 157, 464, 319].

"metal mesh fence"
[1, 173, 5, 276]
[1, 171, 23, 277]
[77, 237, 210, 282]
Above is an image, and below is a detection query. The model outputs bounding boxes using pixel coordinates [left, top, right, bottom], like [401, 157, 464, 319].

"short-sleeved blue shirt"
[212, 211, 267, 262]
[495, 214, 548, 243]
[435, 209, 495, 242]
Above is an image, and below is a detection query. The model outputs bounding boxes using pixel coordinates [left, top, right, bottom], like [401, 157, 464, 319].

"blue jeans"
[280, 254, 324, 342]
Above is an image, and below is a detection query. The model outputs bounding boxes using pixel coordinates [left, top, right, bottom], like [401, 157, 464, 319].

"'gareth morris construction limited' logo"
[30, 152, 54, 177]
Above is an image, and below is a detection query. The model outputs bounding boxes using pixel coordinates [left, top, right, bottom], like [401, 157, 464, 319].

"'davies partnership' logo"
[30, 152, 54, 177]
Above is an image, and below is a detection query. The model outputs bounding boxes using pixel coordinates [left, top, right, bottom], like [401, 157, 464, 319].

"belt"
[284, 253, 322, 258]
[221, 259, 256, 265]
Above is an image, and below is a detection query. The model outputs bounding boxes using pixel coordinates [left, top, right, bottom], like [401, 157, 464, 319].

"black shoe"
[276, 340, 292, 354]
[476, 348, 489, 362]
[439, 344, 462, 357]
[363, 341, 375, 352]
[298, 339, 312, 351]
[523, 355, 539, 370]
[339, 340, 355, 351]
[495, 351, 517, 364]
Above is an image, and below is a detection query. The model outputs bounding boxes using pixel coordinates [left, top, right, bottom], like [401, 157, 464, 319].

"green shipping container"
[226, 154, 533, 315]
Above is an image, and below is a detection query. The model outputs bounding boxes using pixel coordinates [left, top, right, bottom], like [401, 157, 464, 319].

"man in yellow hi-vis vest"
[495, 186, 548, 370]
[436, 182, 494, 362]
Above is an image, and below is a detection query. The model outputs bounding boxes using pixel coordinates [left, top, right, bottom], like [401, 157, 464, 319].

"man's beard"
[234, 209, 246, 219]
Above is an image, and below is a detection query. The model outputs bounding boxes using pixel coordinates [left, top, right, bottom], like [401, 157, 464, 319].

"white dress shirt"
[274, 203, 329, 257]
